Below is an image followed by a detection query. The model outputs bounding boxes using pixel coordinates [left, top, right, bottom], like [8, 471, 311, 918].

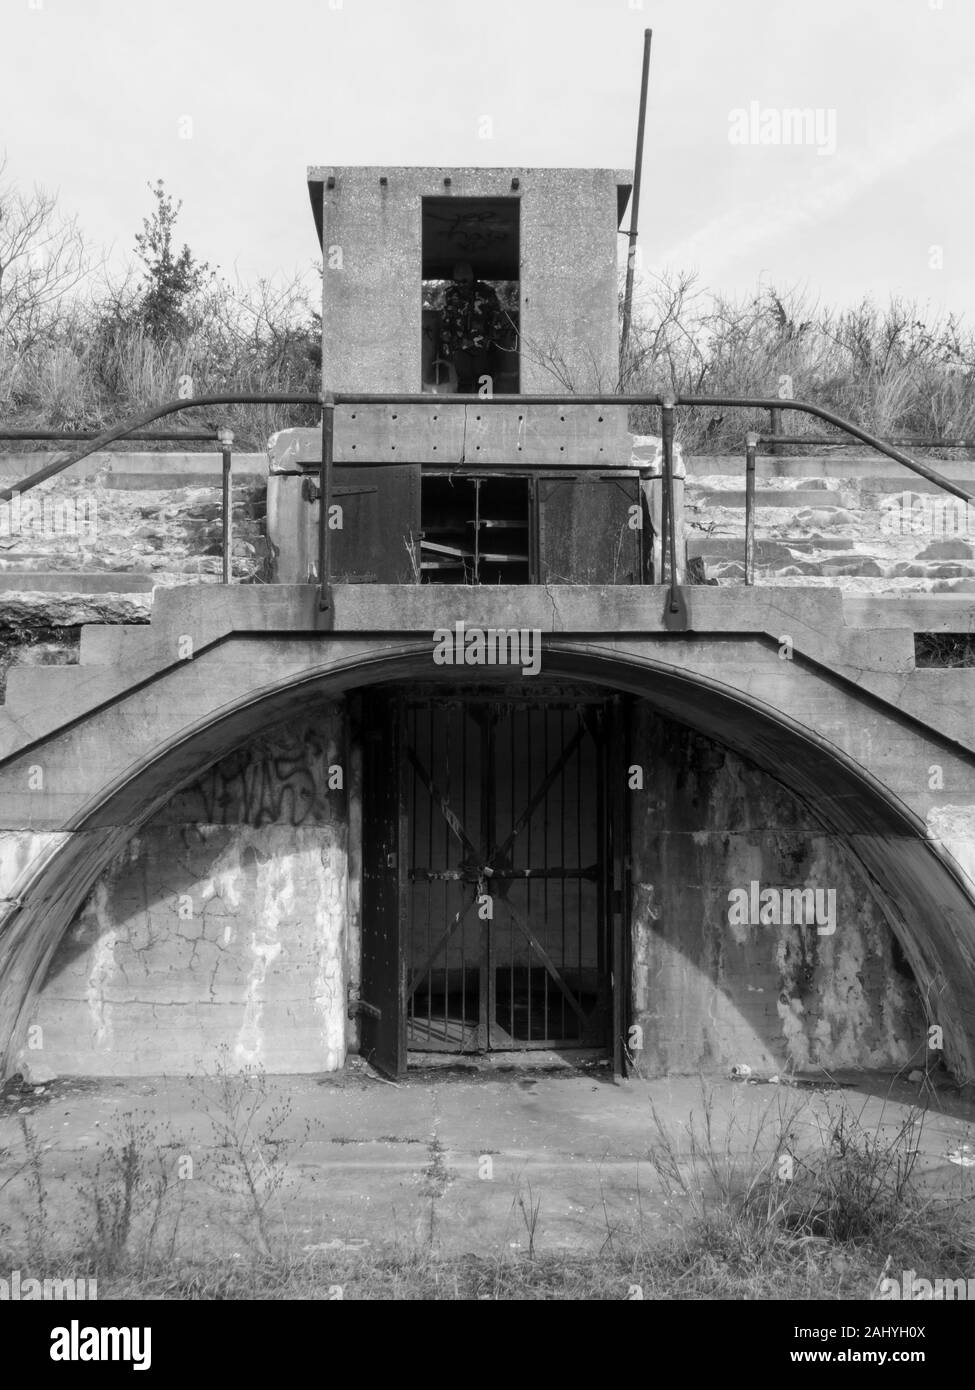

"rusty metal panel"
[333, 404, 465, 464]
[537, 476, 641, 583]
[331, 464, 421, 582]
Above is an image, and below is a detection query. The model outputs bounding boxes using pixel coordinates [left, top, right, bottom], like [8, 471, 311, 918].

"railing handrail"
[0, 429, 220, 442]
[761, 436, 975, 450]
[4, 389, 975, 610]
[0, 394, 321, 505]
[4, 390, 974, 505]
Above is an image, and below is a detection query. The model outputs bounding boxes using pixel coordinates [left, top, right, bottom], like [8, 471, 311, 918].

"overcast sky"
[2, 0, 973, 319]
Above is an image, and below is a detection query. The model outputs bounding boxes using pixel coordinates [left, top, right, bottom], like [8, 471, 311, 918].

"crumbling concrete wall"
[628, 702, 925, 1075]
[30, 711, 351, 1075]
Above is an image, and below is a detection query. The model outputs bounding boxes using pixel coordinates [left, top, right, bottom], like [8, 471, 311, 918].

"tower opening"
[421, 196, 520, 395]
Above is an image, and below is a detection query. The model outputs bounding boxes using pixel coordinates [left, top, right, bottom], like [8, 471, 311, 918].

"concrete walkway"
[2, 1067, 974, 1258]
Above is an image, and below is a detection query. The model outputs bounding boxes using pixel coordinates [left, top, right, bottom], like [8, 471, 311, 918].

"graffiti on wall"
[168, 719, 344, 828]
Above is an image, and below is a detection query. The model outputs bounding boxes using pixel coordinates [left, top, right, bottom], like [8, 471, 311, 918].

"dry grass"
[915, 634, 975, 667]
[0, 283, 320, 451]
[4, 260, 975, 459]
[2, 1071, 972, 1300]
[624, 277, 975, 455]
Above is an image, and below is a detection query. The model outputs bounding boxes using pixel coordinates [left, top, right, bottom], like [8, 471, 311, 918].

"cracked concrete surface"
[2, 1070, 974, 1258]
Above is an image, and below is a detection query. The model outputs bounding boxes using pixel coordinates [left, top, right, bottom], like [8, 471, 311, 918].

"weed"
[517, 1182, 542, 1260]
[76, 1113, 176, 1274]
[189, 1049, 311, 1257]
[19, 1116, 51, 1265]
[644, 1080, 975, 1297]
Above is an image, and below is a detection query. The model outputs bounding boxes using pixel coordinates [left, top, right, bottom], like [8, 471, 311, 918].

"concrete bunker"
[4, 161, 973, 1085]
[26, 663, 928, 1080]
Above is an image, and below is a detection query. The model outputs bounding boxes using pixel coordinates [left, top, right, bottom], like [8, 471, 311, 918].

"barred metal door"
[405, 691, 611, 1052]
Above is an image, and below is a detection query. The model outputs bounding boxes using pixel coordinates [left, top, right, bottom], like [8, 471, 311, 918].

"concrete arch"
[2, 638, 975, 1078]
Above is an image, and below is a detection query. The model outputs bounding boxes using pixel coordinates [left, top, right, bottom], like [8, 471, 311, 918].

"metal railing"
[315, 392, 975, 616]
[763, 435, 975, 450]
[0, 398, 319, 587]
[3, 391, 975, 619]
[0, 425, 234, 579]
[744, 425, 975, 587]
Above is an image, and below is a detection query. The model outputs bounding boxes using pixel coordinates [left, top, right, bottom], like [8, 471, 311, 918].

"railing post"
[769, 406, 782, 457]
[744, 430, 758, 586]
[660, 393, 679, 612]
[217, 426, 234, 584]
[319, 394, 335, 611]
[638, 472, 654, 584]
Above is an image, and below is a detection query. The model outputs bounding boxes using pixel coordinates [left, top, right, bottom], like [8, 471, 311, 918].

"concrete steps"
[0, 451, 270, 589]
[685, 454, 975, 590]
[0, 572, 154, 593]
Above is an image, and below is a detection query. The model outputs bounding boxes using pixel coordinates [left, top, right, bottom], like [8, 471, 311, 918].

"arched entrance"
[4, 640, 975, 1081]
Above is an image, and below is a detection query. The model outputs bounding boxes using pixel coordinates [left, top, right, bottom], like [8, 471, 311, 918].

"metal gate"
[404, 690, 613, 1052]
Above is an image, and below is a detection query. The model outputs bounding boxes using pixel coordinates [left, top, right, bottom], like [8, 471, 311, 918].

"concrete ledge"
[687, 453, 975, 481]
[7, 582, 969, 767]
[0, 572, 155, 594]
[0, 452, 268, 483]
[843, 594, 975, 632]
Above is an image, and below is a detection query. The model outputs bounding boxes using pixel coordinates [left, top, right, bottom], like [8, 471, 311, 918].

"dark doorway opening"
[404, 688, 617, 1055]
[358, 685, 629, 1077]
[421, 196, 520, 395]
[419, 475, 532, 583]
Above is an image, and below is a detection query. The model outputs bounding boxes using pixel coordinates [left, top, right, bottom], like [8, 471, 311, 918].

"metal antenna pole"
[619, 27, 652, 385]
